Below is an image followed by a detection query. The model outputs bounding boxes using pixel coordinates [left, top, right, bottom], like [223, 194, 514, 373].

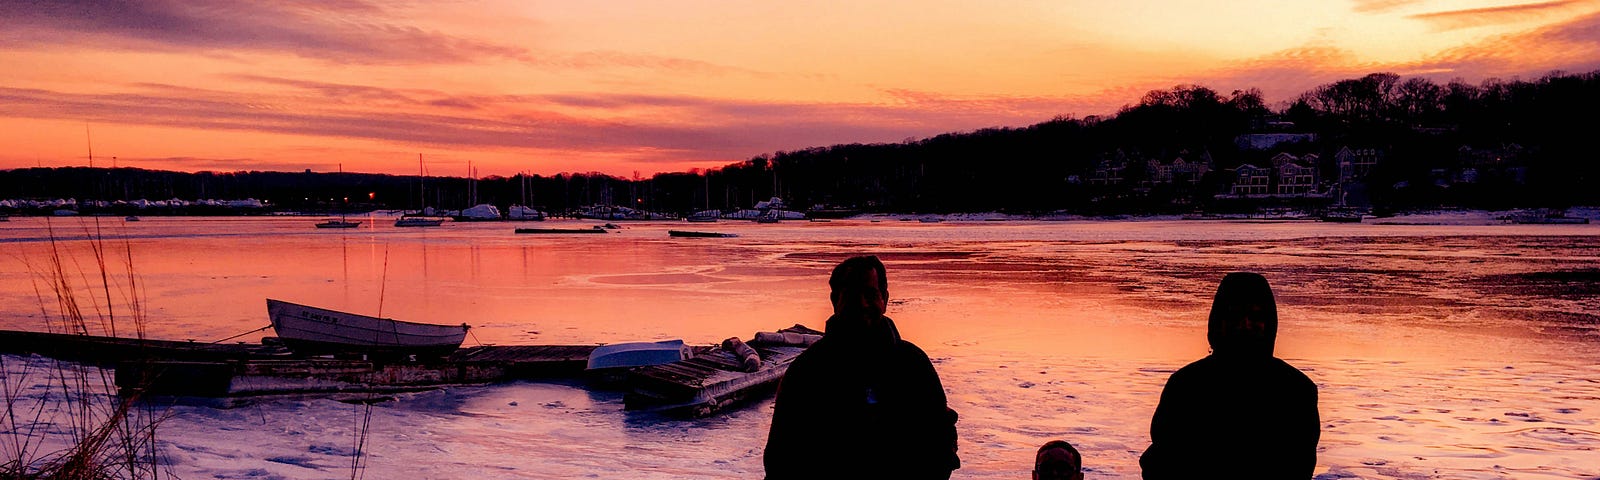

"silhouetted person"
[1034, 440, 1083, 480]
[764, 255, 959, 479]
[1140, 272, 1320, 479]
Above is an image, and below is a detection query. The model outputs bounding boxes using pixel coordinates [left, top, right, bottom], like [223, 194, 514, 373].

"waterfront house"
[1231, 164, 1271, 196]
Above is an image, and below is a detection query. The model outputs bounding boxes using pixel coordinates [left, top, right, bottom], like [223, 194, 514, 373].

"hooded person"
[1139, 272, 1320, 479]
[763, 255, 960, 480]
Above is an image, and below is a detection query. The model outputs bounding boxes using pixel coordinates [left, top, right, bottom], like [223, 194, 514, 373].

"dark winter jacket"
[763, 315, 959, 480]
[1140, 354, 1320, 479]
[1141, 272, 1320, 479]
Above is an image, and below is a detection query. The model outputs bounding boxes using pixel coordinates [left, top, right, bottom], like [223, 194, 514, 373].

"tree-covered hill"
[3, 70, 1596, 215]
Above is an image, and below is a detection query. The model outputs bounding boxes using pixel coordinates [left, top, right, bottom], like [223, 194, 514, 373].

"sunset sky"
[3, 0, 1599, 178]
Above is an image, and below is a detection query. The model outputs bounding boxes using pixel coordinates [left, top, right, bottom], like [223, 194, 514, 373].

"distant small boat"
[1318, 209, 1365, 223]
[315, 219, 362, 229]
[515, 226, 607, 234]
[124, 215, 141, 222]
[918, 218, 943, 223]
[394, 217, 444, 227]
[266, 298, 469, 360]
[601, 223, 622, 230]
[1512, 216, 1589, 225]
[1507, 209, 1589, 224]
[686, 216, 719, 223]
[668, 230, 738, 238]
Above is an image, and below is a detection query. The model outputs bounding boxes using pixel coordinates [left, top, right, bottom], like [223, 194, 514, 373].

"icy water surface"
[1, 215, 1597, 479]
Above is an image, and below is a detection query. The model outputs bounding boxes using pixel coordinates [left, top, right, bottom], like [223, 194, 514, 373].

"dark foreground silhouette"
[1140, 272, 1321, 479]
[763, 255, 960, 480]
[1034, 440, 1084, 480]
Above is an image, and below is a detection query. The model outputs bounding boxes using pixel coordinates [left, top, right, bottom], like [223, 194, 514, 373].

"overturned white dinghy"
[587, 340, 692, 371]
[586, 339, 693, 386]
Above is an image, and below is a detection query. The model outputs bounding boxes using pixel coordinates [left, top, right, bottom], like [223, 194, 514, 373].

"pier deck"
[3, 327, 818, 416]
[623, 325, 821, 417]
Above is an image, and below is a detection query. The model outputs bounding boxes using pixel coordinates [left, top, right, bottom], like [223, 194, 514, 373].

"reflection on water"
[1, 216, 1597, 479]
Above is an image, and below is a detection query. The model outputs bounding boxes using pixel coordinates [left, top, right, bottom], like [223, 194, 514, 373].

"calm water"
[2, 215, 1597, 479]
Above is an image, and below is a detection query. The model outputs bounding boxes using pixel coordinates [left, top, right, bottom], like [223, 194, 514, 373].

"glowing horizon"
[3, 0, 1598, 178]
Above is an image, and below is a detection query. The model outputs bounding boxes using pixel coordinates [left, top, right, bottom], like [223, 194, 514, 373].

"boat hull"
[668, 230, 737, 238]
[394, 218, 445, 227]
[315, 221, 361, 229]
[515, 228, 606, 234]
[266, 299, 468, 359]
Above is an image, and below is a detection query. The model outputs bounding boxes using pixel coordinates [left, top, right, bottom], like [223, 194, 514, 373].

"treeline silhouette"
[2, 70, 1596, 215]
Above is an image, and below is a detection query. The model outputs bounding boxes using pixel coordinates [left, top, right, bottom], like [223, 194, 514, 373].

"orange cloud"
[1409, 0, 1593, 31]
[1350, 0, 1425, 14]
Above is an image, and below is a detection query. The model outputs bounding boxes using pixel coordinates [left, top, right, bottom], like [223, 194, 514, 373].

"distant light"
[368, 192, 375, 200]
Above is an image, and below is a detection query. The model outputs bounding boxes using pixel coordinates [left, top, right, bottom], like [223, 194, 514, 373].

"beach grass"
[1, 218, 167, 479]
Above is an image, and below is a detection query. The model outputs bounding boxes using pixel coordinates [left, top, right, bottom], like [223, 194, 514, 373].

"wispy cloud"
[1350, 0, 1425, 14]
[0, 0, 778, 76]
[0, 79, 1114, 168]
[1171, 9, 1600, 108]
[135, 156, 321, 173]
[1400, 10, 1600, 78]
[0, 0, 528, 64]
[1409, 0, 1592, 31]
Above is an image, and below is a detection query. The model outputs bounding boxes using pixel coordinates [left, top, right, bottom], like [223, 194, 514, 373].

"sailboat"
[316, 163, 362, 228]
[316, 217, 361, 228]
[686, 173, 719, 222]
[396, 154, 445, 227]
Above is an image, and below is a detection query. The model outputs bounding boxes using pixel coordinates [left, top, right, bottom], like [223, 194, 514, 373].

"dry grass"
[2, 219, 168, 479]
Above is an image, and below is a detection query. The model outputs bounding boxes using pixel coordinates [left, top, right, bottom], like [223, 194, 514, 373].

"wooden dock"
[3, 326, 821, 416]
[0, 329, 293, 364]
[623, 325, 821, 417]
[115, 344, 596, 404]
[113, 344, 598, 404]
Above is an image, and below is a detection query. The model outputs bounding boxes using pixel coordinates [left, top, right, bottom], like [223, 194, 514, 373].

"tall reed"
[1, 219, 167, 479]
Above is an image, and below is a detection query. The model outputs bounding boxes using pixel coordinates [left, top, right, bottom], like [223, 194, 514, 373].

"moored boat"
[394, 217, 445, 227]
[1507, 209, 1589, 224]
[265, 299, 469, 360]
[1319, 208, 1365, 223]
[668, 230, 738, 238]
[315, 219, 361, 228]
[515, 226, 607, 234]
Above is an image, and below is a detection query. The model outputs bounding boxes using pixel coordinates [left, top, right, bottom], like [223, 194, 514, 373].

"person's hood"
[1206, 272, 1278, 357]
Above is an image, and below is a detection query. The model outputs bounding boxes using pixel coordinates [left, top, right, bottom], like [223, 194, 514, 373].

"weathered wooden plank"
[622, 325, 819, 417]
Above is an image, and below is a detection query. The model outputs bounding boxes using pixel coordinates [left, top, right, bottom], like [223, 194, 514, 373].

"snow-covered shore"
[849, 206, 1600, 226]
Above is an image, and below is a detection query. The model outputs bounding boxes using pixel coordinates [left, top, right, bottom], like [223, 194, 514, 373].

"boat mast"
[418, 154, 425, 212]
[85, 123, 94, 168]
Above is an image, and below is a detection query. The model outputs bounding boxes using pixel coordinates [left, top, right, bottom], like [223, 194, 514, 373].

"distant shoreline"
[4, 206, 1595, 227]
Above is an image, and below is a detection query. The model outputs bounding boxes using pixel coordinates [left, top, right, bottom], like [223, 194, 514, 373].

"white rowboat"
[266, 299, 468, 359]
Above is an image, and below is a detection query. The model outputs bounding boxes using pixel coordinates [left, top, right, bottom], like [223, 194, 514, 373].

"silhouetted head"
[1034, 440, 1083, 480]
[829, 255, 889, 319]
[1206, 272, 1279, 357]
